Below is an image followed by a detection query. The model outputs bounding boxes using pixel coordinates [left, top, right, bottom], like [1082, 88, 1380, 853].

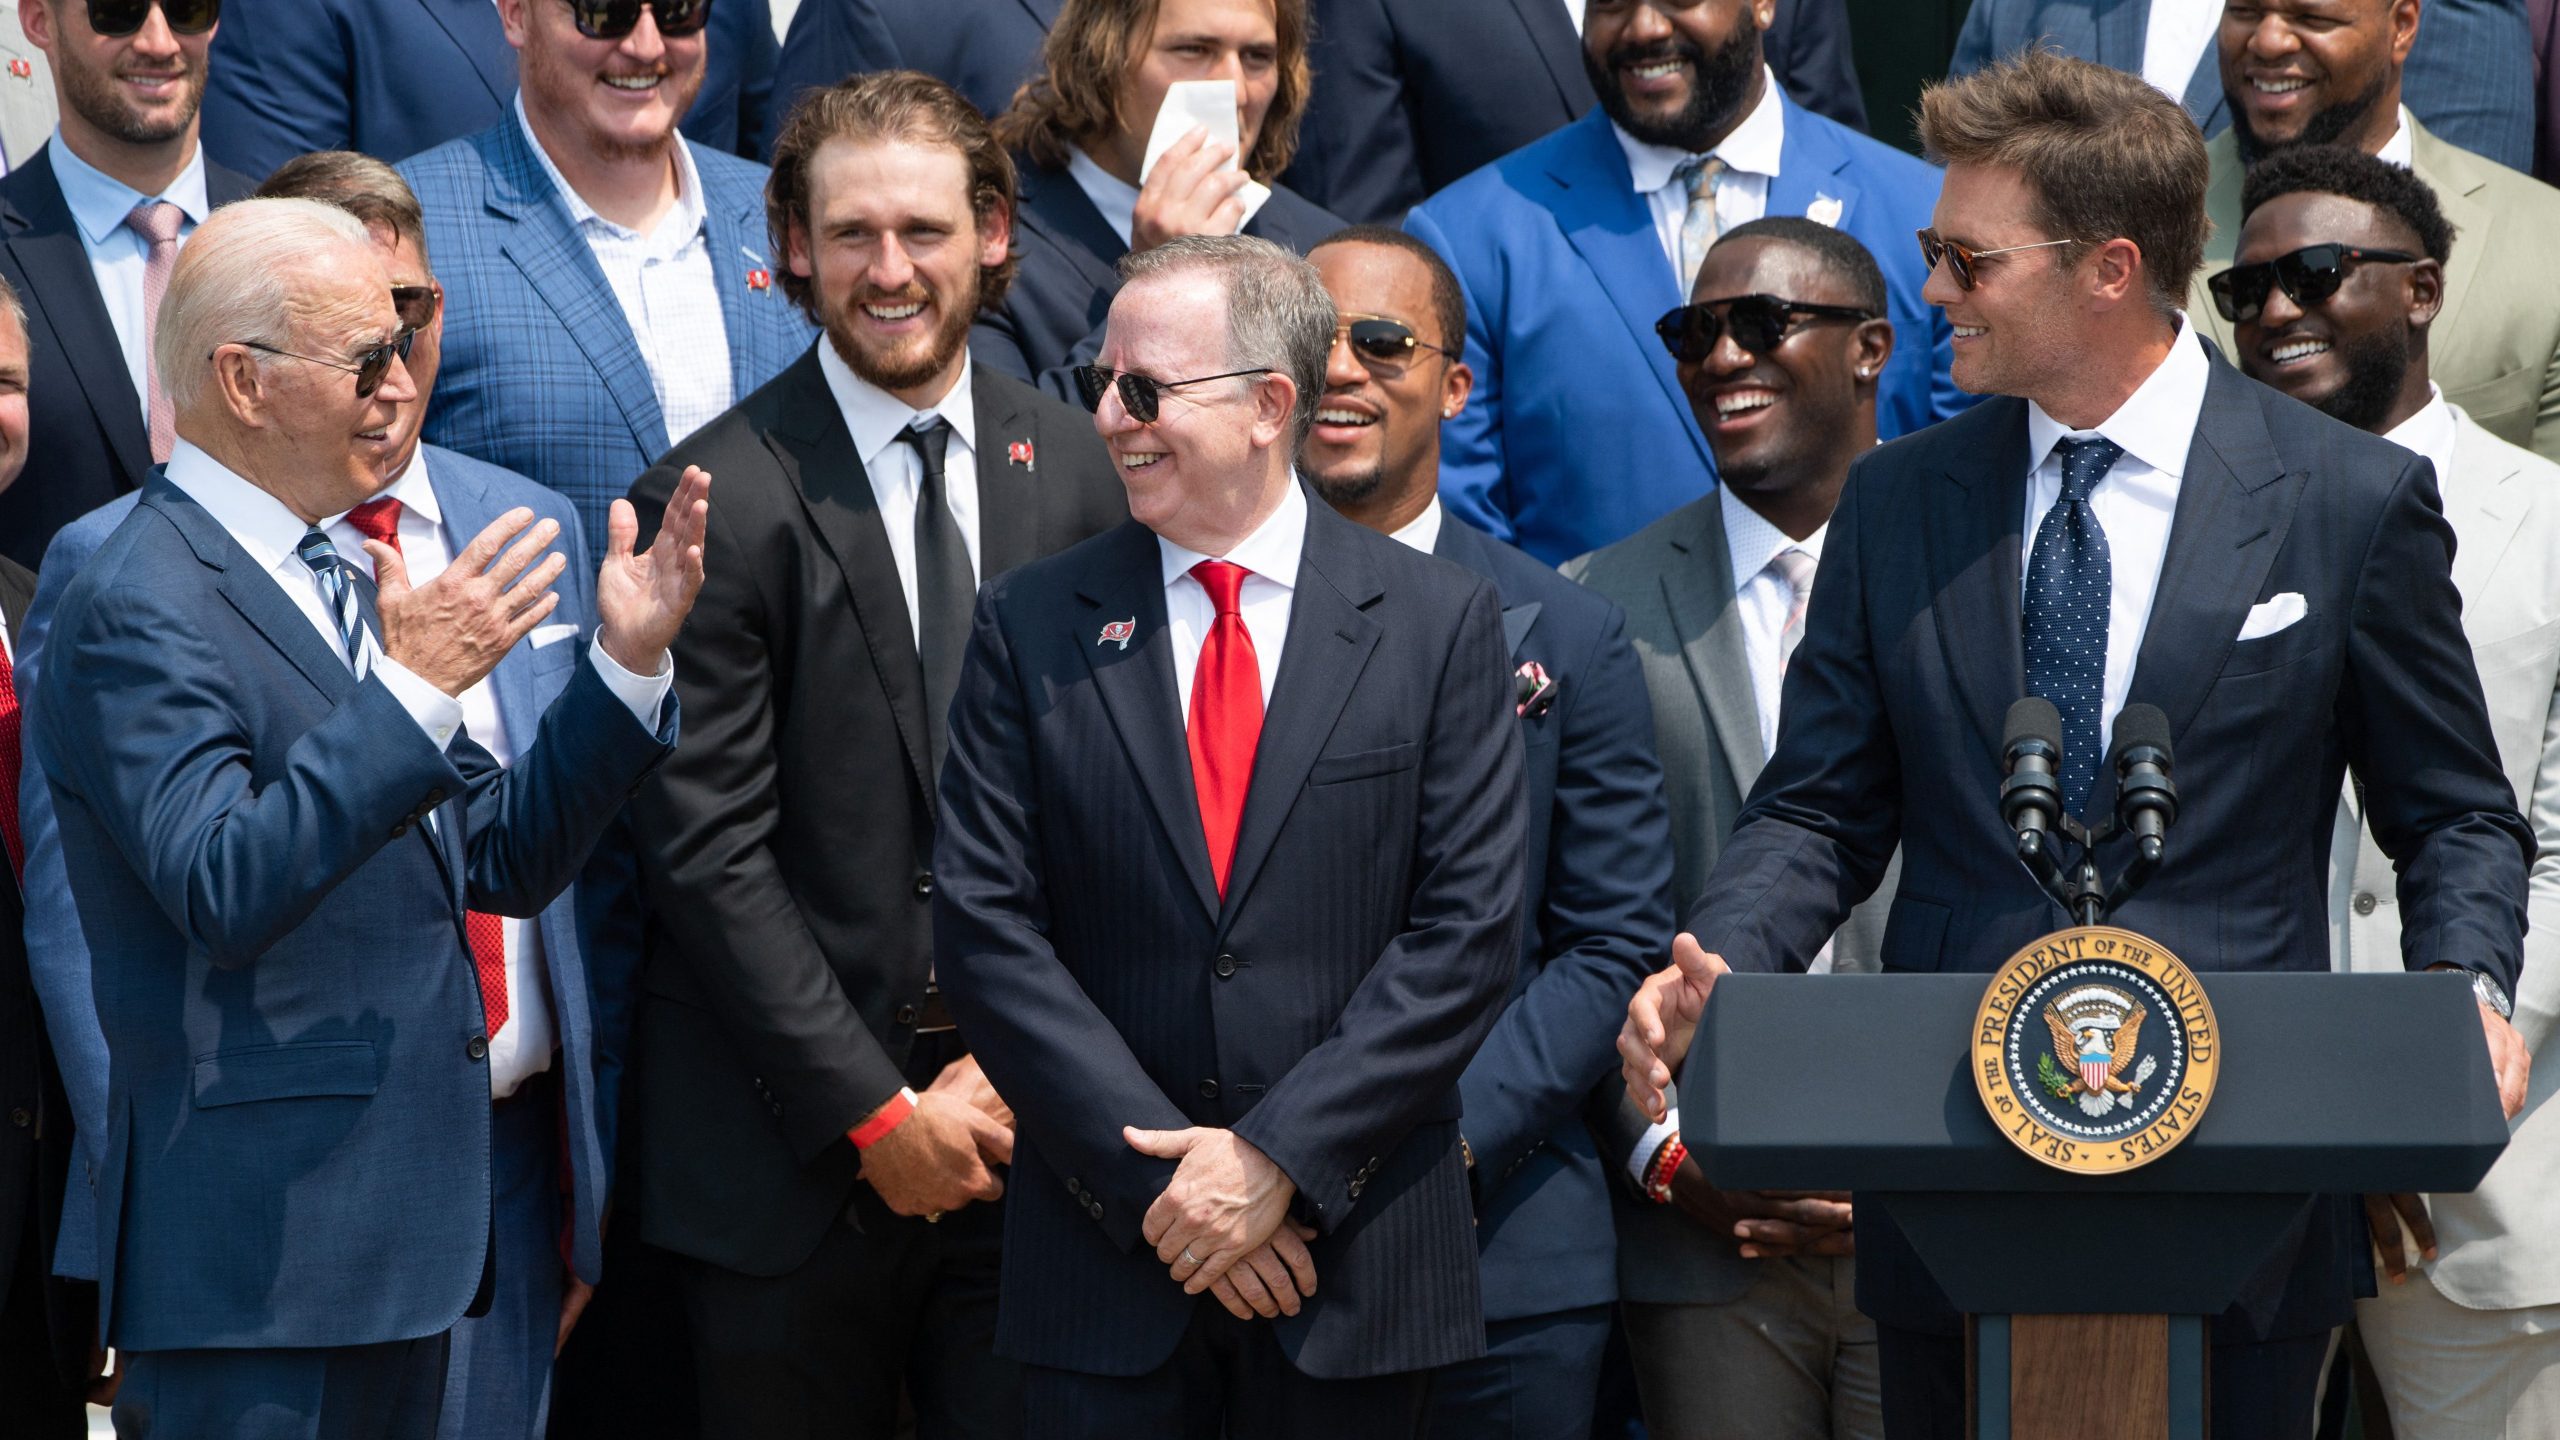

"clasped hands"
[859, 1054, 1016, 1218]
[1126, 1125, 1318, 1322]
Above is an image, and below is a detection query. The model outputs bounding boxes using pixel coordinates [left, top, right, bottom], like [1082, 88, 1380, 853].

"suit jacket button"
[8, 1108, 28, 1128]
[389, 822, 409, 839]
[467, 1037, 489, 1061]
[1198, 1079, 1219, 1099]
[1087, 1201, 1104, 1220]
[895, 1005, 919, 1026]
[1349, 1179, 1364, 1198]
[913, 873, 934, 899]
[2353, 892, 2378, 916]
[770, 1102, 785, 1117]
[1214, 954, 1237, 979]
[423, 788, 446, 807]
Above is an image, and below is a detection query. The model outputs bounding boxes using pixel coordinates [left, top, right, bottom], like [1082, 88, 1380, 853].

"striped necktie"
[296, 527, 380, 678]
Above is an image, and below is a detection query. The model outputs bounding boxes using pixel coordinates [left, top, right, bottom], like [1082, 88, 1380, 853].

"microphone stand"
[2014, 814, 2109, 926]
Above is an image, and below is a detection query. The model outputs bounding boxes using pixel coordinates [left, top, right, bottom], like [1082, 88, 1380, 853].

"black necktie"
[898, 419, 975, 790]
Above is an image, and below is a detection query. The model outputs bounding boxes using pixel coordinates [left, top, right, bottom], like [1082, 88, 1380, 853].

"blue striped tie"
[296, 527, 379, 678]
[2025, 437, 2122, 819]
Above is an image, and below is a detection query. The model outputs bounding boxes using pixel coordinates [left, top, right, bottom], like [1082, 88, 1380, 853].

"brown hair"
[1917, 49, 2209, 312]
[256, 151, 432, 269]
[994, 0, 1311, 181]
[765, 70, 1021, 318]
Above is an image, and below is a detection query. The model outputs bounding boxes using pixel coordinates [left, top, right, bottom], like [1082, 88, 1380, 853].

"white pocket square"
[529, 623, 582, 650]
[2238, 593, 2306, 641]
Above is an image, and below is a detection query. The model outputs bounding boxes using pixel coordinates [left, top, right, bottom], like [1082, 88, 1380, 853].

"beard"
[2309, 324, 2413, 432]
[1306, 455, 1388, 510]
[1585, 12, 1763, 153]
[821, 279, 980, 397]
[2233, 68, 2391, 163]
[55, 50, 201, 145]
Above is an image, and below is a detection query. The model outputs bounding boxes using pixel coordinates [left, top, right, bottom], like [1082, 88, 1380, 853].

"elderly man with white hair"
[28, 196, 709, 1439]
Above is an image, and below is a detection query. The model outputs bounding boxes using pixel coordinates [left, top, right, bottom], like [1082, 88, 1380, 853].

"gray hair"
[1118, 235, 1335, 449]
[0, 273, 24, 347]
[158, 198, 375, 414]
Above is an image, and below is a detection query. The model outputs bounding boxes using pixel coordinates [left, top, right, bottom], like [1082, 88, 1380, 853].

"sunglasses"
[235, 328, 416, 399]
[1333, 316, 1454, 367]
[1917, 228, 2075, 291]
[2206, 243, 2423, 323]
[392, 284, 442, 332]
[1655, 294, 1879, 363]
[562, 0, 713, 40]
[83, 0, 220, 38]
[1072, 365, 1272, 425]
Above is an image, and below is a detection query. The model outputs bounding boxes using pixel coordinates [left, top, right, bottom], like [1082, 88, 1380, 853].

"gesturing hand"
[1130, 128, 1251, 254]
[860, 1090, 1009, 1218]
[596, 466, 711, 677]
[1620, 933, 1731, 1122]
[373, 507, 566, 696]
[1126, 1125, 1296, 1294]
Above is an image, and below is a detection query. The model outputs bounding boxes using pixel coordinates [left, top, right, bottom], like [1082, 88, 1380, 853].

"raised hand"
[1126, 1125, 1295, 1293]
[1619, 933, 1731, 1122]
[596, 465, 711, 677]
[373, 507, 565, 696]
[1130, 128, 1252, 254]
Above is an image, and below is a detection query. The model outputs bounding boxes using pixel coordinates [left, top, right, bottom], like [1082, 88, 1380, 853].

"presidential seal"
[1972, 926, 2220, 1175]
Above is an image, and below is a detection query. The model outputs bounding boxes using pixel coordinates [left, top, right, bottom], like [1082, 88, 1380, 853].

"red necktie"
[348, 498, 510, 1038]
[0, 634, 22, 883]
[1187, 560, 1263, 898]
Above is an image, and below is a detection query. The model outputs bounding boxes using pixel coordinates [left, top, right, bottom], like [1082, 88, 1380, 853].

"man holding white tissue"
[973, 0, 1343, 397]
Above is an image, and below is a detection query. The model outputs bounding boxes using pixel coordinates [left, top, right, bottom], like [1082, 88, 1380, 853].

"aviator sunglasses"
[2206, 243, 2423, 323]
[562, 0, 714, 40]
[231, 328, 416, 399]
[1655, 294, 1879, 363]
[1334, 316, 1455, 367]
[1073, 364, 1273, 425]
[392, 284, 443, 333]
[1917, 227, 2074, 291]
[82, 0, 220, 37]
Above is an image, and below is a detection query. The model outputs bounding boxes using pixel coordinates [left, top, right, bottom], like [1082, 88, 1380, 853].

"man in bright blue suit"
[1407, 0, 1967, 565]
[401, 0, 813, 558]
[29, 198, 704, 1438]
[200, 0, 778, 180]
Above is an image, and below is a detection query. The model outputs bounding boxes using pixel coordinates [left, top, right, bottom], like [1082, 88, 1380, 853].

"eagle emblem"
[2040, 987, 2159, 1118]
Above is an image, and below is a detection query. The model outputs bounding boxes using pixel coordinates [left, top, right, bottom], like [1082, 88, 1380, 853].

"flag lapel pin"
[1097, 618, 1136, 650]
[1008, 439, 1036, 471]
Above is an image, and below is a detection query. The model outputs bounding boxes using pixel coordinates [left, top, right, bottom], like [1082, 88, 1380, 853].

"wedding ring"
[1181, 1246, 1199, 1268]
[925, 1211, 943, 1224]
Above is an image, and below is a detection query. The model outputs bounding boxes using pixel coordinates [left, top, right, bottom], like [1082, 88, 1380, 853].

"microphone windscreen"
[2111, 703, 2173, 769]
[2004, 696, 2064, 756]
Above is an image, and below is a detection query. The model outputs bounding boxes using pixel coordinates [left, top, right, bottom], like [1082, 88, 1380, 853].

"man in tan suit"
[2218, 144, 2560, 1438]
[2192, 0, 2560, 461]
[0, 2, 55, 172]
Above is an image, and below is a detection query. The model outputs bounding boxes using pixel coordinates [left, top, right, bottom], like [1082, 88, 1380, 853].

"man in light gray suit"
[0, 3, 52, 172]
[2219, 144, 2560, 1439]
[1563, 217, 1896, 1440]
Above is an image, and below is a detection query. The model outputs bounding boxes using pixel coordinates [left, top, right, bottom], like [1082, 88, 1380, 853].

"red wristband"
[1644, 1136, 1688, 1205]
[848, 1087, 919, 1150]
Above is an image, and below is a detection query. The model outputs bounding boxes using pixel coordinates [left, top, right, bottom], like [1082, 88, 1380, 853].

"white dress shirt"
[1720, 486, 1827, 758]
[2377, 106, 2416, 169]
[1615, 66, 1784, 282]
[1384, 495, 1445, 555]
[2020, 317, 2212, 747]
[817, 341, 984, 645]
[45, 134, 210, 421]
[2382, 382, 2457, 482]
[1561, 0, 1586, 35]
[515, 96, 733, 446]
[2139, 0, 2220, 102]
[1065, 143, 1271, 248]
[1159, 478, 1306, 716]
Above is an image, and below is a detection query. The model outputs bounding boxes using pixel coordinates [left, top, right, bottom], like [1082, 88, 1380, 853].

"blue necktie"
[296, 527, 380, 678]
[2025, 437, 2122, 819]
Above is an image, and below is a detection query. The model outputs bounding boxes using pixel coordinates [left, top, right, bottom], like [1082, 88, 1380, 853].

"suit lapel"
[3, 155, 151, 484]
[2445, 416, 2522, 596]
[1766, 97, 1863, 236]
[700, 159, 780, 402]
[143, 485, 359, 704]
[1928, 400, 2032, 766]
[1658, 501, 1768, 792]
[1074, 524, 1220, 918]
[1022, 163, 1131, 282]
[1508, 0, 1595, 113]
[2420, 133, 2491, 380]
[972, 372, 1043, 578]
[1429, 519, 1539, 656]
[1218, 503, 1383, 924]
[417, 0, 518, 110]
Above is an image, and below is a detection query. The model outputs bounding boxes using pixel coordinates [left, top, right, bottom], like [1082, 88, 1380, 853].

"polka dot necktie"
[2025, 436, 2123, 819]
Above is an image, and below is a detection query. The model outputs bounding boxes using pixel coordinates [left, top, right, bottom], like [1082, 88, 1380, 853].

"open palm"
[597, 465, 712, 675]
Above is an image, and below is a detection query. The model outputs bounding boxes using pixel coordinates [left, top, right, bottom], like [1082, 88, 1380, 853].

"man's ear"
[2406, 257, 2445, 329]
[1250, 371, 1297, 449]
[1850, 317, 1895, 384]
[2085, 237, 2147, 310]
[978, 202, 1014, 271]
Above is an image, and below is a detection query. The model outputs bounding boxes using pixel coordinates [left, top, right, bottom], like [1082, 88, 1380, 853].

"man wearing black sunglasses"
[2226, 143, 2560, 1440]
[0, 0, 255, 567]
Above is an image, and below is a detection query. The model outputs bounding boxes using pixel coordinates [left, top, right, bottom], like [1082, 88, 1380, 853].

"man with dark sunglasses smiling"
[0, 0, 256, 567]
[2226, 144, 2560, 1440]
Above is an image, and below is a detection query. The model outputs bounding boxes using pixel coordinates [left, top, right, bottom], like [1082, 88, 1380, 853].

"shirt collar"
[2382, 382, 2456, 481]
[1384, 496, 1444, 555]
[817, 339, 979, 468]
[1158, 475, 1308, 593]
[2024, 316, 2212, 480]
[2376, 106, 2415, 169]
[47, 132, 211, 247]
[162, 439, 331, 581]
[514, 92, 707, 248]
[1066, 145, 1141, 249]
[323, 447, 445, 530]
[1614, 65, 1787, 196]
[1719, 484, 1824, 594]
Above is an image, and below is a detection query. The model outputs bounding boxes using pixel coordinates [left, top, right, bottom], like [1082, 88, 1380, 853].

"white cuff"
[588, 637, 674, 730]
[1626, 1106, 1680, 1187]
[375, 657, 466, 751]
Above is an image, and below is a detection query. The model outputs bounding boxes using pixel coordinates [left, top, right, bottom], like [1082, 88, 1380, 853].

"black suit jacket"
[0, 149, 257, 569]
[934, 496, 1526, 1378]
[622, 349, 1126, 1277]
[1689, 358, 2532, 1337]
[1283, 0, 1869, 225]
[970, 157, 1346, 399]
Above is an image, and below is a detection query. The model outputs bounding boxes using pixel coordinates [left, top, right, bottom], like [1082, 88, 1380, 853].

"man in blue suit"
[402, 0, 813, 558]
[1408, 0, 1965, 565]
[1304, 225, 1672, 1440]
[1620, 54, 2534, 1440]
[200, 0, 778, 179]
[1950, 0, 2534, 174]
[30, 197, 703, 1438]
[14, 156, 648, 1440]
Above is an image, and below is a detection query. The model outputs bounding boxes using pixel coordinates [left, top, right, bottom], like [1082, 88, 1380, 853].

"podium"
[1687, 969, 2510, 1439]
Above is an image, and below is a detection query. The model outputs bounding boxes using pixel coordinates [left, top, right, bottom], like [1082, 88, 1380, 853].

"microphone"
[2001, 697, 2066, 859]
[2109, 704, 2178, 864]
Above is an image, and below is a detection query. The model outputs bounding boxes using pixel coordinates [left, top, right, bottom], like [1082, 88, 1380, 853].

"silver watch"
[2473, 971, 2515, 1020]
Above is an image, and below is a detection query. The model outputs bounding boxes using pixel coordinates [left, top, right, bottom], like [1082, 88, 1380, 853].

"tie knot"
[1192, 559, 1251, 616]
[1674, 154, 1726, 200]
[899, 417, 950, 469]
[345, 497, 403, 548]
[295, 527, 344, 576]
[2054, 436, 2124, 502]
[126, 199, 183, 247]
[1768, 547, 1816, 594]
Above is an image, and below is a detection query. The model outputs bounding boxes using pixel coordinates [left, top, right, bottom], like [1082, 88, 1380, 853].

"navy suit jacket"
[201, 0, 778, 178]
[971, 157, 1345, 399]
[1950, 0, 2534, 174]
[31, 472, 674, 1349]
[766, 0, 1055, 156]
[1686, 359, 2531, 1337]
[400, 119, 816, 558]
[1408, 100, 1967, 565]
[934, 496, 1526, 1378]
[1428, 517, 1670, 1324]
[1285, 0, 1868, 225]
[0, 149, 257, 569]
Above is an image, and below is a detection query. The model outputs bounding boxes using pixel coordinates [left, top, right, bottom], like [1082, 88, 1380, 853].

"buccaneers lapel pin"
[1807, 194, 1844, 229]
[1008, 439, 1036, 470]
[7, 59, 30, 80]
[1514, 659, 1558, 719]
[1098, 618, 1136, 650]
[740, 244, 771, 292]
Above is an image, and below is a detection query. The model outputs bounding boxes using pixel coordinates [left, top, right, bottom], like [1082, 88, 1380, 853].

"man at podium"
[1617, 51, 2533, 1440]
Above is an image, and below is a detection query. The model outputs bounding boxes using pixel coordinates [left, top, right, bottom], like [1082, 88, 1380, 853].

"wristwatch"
[2473, 970, 2515, 1021]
